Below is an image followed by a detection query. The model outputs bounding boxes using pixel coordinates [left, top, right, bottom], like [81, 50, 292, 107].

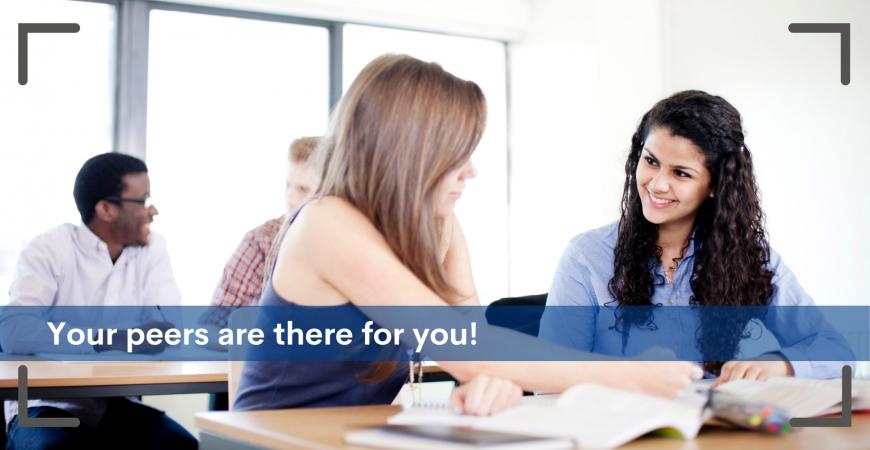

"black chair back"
[484, 293, 548, 337]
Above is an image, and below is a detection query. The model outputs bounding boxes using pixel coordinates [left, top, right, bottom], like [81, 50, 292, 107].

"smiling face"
[636, 127, 713, 229]
[114, 172, 157, 246]
[434, 157, 477, 218]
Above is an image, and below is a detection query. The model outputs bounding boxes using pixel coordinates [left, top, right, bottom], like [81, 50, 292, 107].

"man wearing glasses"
[1, 153, 196, 449]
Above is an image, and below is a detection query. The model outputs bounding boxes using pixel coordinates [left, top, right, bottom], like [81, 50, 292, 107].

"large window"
[0, 0, 115, 299]
[146, 9, 329, 304]
[343, 25, 509, 304]
[1, 1, 510, 307]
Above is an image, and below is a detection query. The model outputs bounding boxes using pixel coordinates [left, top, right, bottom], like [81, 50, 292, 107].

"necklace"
[662, 248, 685, 287]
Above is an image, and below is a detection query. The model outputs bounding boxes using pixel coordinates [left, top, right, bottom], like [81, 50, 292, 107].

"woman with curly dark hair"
[539, 90, 853, 386]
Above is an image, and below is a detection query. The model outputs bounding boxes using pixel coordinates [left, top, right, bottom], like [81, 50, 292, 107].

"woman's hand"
[711, 360, 793, 388]
[603, 362, 702, 399]
[449, 374, 523, 416]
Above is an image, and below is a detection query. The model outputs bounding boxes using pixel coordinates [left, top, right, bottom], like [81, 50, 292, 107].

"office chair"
[484, 293, 548, 337]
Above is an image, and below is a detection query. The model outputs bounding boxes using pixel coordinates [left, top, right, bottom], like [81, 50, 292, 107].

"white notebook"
[386, 378, 870, 449]
[389, 384, 706, 449]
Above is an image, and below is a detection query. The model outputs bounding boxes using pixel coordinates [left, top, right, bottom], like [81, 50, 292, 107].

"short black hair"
[73, 153, 148, 224]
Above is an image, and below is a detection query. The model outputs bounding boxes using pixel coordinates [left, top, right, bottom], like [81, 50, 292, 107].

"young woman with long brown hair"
[539, 90, 854, 386]
[234, 55, 699, 416]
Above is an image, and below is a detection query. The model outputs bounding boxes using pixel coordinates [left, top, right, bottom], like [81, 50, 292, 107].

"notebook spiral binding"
[401, 351, 452, 409]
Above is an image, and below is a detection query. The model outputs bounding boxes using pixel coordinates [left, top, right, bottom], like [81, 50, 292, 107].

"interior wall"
[660, 0, 870, 306]
[508, 0, 665, 295]
[509, 0, 870, 309]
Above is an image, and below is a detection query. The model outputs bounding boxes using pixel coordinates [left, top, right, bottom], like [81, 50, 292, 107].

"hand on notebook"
[609, 362, 702, 399]
[711, 360, 793, 387]
[449, 374, 523, 416]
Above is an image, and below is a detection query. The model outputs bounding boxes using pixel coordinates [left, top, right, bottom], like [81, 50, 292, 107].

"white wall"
[660, 0, 870, 306]
[508, 0, 665, 295]
[508, 0, 870, 309]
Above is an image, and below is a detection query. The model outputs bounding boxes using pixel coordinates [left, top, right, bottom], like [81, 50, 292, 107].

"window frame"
[74, 0, 513, 298]
[81, 0, 508, 161]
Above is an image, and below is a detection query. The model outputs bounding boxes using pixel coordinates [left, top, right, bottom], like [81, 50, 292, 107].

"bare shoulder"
[273, 196, 394, 305]
[278, 196, 388, 269]
[272, 197, 368, 304]
[292, 196, 382, 243]
[303, 196, 361, 219]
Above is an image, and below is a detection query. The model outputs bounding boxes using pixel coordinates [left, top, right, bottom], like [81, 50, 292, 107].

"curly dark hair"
[607, 90, 775, 373]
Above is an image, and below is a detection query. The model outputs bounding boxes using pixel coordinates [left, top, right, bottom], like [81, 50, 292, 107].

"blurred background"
[1, 0, 868, 433]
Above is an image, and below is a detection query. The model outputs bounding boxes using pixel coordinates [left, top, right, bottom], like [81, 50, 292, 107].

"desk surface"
[0, 360, 228, 399]
[0, 361, 227, 388]
[196, 405, 870, 450]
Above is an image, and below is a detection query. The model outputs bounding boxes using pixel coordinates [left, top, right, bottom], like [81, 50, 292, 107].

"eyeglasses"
[104, 196, 155, 209]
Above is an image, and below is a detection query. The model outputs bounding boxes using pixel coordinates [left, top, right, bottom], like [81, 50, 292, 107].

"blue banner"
[0, 305, 864, 362]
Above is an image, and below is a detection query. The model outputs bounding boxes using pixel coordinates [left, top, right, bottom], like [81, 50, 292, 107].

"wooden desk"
[196, 405, 870, 450]
[0, 361, 227, 399]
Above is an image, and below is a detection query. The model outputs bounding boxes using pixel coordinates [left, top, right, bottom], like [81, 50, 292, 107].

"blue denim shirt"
[538, 221, 855, 379]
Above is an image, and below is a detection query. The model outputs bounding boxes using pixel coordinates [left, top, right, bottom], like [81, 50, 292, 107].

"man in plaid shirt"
[202, 137, 320, 328]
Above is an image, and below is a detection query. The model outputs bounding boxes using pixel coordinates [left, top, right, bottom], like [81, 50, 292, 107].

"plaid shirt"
[201, 216, 283, 327]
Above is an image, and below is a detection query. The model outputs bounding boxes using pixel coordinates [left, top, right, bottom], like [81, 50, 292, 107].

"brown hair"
[315, 53, 486, 303]
[270, 54, 487, 382]
[288, 136, 320, 165]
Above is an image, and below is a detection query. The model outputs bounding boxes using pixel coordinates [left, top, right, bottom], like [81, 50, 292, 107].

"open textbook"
[385, 378, 870, 449]
[715, 377, 870, 417]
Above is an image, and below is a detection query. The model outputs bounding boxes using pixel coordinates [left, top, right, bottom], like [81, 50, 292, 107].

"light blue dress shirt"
[538, 222, 855, 379]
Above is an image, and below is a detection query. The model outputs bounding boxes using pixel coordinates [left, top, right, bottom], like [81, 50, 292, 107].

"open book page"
[386, 394, 561, 428]
[390, 385, 707, 449]
[854, 379, 870, 410]
[713, 377, 870, 417]
[481, 384, 705, 448]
